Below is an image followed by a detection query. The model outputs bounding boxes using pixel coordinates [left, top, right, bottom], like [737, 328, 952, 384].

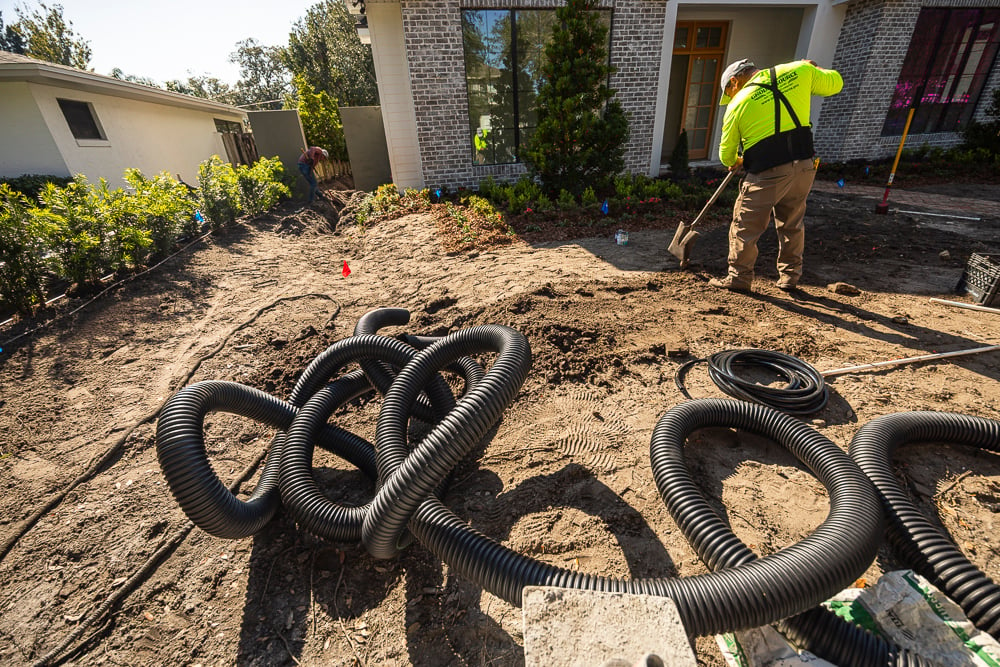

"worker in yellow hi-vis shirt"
[709, 58, 843, 292]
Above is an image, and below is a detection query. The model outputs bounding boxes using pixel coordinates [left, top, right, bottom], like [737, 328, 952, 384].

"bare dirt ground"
[1, 180, 999, 667]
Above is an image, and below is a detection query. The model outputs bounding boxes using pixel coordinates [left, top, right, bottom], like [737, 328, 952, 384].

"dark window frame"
[57, 98, 106, 141]
[882, 8, 1000, 137]
[461, 8, 613, 166]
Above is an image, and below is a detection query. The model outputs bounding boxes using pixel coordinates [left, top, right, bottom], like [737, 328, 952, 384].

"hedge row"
[1, 156, 290, 317]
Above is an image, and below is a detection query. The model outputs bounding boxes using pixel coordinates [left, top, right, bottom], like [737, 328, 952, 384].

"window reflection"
[462, 8, 612, 165]
[882, 8, 1000, 136]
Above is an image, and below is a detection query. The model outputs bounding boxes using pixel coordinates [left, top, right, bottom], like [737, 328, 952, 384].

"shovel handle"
[689, 170, 736, 228]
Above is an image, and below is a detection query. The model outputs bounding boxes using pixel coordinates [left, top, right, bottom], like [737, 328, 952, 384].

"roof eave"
[0, 62, 246, 117]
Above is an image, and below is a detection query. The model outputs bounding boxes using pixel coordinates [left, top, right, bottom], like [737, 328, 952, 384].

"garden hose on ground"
[675, 348, 828, 415]
[849, 411, 1000, 638]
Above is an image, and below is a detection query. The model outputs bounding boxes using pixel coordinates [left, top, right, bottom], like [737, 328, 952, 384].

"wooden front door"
[673, 22, 727, 160]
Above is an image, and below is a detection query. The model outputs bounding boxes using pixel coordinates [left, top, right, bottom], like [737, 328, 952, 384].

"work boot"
[708, 276, 751, 292]
[776, 278, 799, 291]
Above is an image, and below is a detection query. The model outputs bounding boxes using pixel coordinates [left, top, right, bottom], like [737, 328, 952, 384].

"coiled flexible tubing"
[849, 411, 1000, 637]
[654, 399, 935, 666]
[156, 334, 432, 539]
[353, 307, 456, 423]
[361, 335, 886, 640]
[157, 378, 373, 538]
[278, 336, 465, 543]
[363, 324, 532, 558]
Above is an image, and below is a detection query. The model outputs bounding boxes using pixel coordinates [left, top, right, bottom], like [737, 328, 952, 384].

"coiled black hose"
[652, 399, 934, 667]
[156, 312, 937, 657]
[676, 349, 828, 415]
[849, 411, 1000, 637]
[157, 333, 446, 539]
[388, 398, 886, 640]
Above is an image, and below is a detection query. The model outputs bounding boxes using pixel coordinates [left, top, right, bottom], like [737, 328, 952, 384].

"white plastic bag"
[718, 570, 1000, 667]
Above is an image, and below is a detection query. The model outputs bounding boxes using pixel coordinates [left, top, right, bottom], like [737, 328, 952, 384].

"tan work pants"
[726, 158, 817, 286]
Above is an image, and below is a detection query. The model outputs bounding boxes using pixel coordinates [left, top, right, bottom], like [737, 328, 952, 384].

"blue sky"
[1, 0, 321, 85]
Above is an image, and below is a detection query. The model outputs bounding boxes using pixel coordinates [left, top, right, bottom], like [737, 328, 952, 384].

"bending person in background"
[710, 58, 843, 293]
[297, 146, 329, 204]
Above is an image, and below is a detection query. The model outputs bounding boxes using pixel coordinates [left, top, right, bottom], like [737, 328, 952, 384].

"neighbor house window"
[57, 99, 105, 140]
[214, 119, 243, 133]
[882, 8, 1000, 136]
[461, 9, 611, 165]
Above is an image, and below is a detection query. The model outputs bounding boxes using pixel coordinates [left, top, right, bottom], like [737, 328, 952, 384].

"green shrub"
[478, 176, 501, 201]
[0, 185, 53, 315]
[557, 189, 577, 210]
[961, 90, 1000, 155]
[0, 174, 74, 201]
[669, 129, 690, 178]
[581, 186, 598, 207]
[613, 174, 636, 199]
[124, 169, 197, 257]
[197, 156, 242, 229]
[236, 156, 291, 216]
[36, 176, 114, 288]
[101, 185, 154, 270]
[370, 184, 401, 216]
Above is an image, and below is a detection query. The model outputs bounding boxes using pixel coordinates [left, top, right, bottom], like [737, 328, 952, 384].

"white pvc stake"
[929, 298, 1000, 315]
[821, 345, 1000, 378]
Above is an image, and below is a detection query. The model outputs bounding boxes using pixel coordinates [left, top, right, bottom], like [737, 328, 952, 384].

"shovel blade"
[668, 223, 699, 268]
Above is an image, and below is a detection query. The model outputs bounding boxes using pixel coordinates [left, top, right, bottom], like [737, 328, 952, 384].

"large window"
[882, 8, 1000, 136]
[57, 99, 105, 140]
[461, 9, 610, 166]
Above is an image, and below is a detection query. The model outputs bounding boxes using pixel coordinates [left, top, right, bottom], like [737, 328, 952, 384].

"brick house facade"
[399, 0, 667, 190]
[815, 0, 1000, 163]
[365, 0, 999, 191]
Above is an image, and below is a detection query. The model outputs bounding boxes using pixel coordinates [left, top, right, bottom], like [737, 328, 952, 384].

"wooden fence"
[315, 158, 352, 182]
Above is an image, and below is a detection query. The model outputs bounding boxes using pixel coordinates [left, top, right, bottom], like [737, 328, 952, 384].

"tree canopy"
[2, 2, 91, 69]
[228, 38, 292, 110]
[284, 0, 377, 107]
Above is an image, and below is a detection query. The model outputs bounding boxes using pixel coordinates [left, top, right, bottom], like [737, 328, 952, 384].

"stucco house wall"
[0, 51, 248, 188]
[0, 81, 65, 177]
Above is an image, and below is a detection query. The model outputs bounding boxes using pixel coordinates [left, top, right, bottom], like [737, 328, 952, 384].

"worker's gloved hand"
[729, 157, 744, 173]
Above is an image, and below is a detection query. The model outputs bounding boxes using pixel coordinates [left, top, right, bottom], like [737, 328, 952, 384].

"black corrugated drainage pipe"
[156, 334, 443, 539]
[849, 411, 1000, 637]
[373, 388, 887, 640]
[652, 399, 936, 667]
[157, 313, 936, 658]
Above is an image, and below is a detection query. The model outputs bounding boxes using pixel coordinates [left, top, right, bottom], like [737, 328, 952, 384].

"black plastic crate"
[956, 253, 1000, 306]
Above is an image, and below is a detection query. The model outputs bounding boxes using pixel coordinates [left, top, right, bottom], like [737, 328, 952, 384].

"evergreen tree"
[285, 75, 348, 161]
[669, 129, 690, 178]
[522, 0, 628, 197]
[0, 12, 27, 54]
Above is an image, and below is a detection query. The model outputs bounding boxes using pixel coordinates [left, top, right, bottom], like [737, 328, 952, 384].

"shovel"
[668, 170, 736, 268]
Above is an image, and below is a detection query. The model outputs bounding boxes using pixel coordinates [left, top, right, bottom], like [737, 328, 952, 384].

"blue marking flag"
[601, 199, 609, 215]
[837, 178, 845, 188]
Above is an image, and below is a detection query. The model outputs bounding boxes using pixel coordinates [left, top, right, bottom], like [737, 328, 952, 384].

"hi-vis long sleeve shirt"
[719, 60, 843, 168]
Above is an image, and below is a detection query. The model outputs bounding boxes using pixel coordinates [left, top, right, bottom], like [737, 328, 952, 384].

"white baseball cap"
[720, 58, 756, 105]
